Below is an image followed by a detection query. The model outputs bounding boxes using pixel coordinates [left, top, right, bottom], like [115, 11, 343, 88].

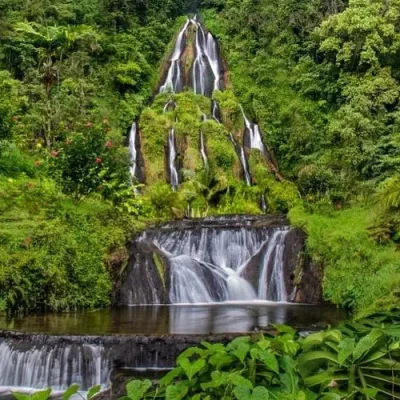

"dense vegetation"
[12, 312, 400, 400]
[200, 0, 400, 315]
[0, 0, 188, 312]
[0, 0, 400, 315]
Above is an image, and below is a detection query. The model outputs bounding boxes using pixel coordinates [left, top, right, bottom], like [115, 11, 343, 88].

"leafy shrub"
[0, 176, 132, 313]
[0, 142, 37, 178]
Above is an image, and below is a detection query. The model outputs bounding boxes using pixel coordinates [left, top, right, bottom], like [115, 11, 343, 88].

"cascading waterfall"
[168, 128, 179, 190]
[0, 340, 110, 392]
[212, 100, 221, 123]
[159, 20, 190, 93]
[242, 108, 266, 153]
[150, 224, 291, 304]
[192, 20, 222, 96]
[200, 114, 208, 167]
[129, 122, 138, 180]
[239, 146, 251, 186]
[261, 194, 267, 213]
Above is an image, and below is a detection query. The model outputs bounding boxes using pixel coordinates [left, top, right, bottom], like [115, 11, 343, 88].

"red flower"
[96, 157, 102, 164]
[85, 122, 93, 128]
[51, 150, 58, 157]
[105, 140, 112, 148]
[34, 160, 42, 167]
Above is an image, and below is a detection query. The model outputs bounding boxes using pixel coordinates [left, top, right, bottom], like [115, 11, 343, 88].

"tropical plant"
[299, 323, 400, 399]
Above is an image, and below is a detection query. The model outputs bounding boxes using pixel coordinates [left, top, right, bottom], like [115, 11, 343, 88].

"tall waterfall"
[0, 340, 110, 392]
[192, 21, 222, 96]
[168, 128, 179, 190]
[242, 108, 266, 153]
[239, 147, 251, 186]
[129, 122, 138, 179]
[200, 114, 208, 167]
[159, 20, 190, 93]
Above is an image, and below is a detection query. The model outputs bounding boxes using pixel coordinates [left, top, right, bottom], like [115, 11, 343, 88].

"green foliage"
[120, 314, 400, 400]
[0, 175, 136, 313]
[121, 329, 305, 400]
[289, 205, 400, 315]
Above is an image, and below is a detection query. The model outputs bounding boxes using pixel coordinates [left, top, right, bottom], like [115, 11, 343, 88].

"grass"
[289, 204, 400, 316]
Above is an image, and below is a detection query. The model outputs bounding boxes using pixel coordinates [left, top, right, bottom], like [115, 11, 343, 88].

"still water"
[0, 303, 346, 335]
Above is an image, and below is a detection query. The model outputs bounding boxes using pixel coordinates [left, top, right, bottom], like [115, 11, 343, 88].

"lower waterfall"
[0, 340, 110, 392]
[120, 217, 300, 306]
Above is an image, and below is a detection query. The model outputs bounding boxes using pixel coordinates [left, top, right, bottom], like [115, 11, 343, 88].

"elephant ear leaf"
[338, 338, 355, 365]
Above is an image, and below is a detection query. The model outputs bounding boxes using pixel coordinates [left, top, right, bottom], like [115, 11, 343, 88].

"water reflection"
[0, 304, 346, 336]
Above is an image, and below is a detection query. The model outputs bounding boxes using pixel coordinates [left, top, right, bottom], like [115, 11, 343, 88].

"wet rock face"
[117, 240, 169, 306]
[116, 215, 324, 306]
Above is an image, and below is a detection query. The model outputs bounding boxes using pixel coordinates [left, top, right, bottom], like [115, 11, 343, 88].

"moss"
[153, 253, 166, 288]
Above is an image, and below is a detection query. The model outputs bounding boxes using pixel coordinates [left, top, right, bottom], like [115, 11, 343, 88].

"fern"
[377, 174, 400, 211]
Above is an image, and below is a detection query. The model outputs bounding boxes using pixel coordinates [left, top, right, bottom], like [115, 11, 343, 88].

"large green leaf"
[160, 367, 184, 387]
[179, 358, 206, 381]
[63, 384, 80, 400]
[31, 389, 52, 400]
[230, 375, 253, 389]
[165, 384, 188, 400]
[338, 338, 355, 365]
[231, 343, 250, 363]
[87, 385, 101, 400]
[299, 350, 339, 366]
[353, 329, 384, 362]
[201, 371, 230, 390]
[251, 348, 279, 373]
[126, 380, 152, 400]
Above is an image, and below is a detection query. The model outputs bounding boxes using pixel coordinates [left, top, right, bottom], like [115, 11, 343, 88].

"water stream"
[168, 128, 179, 191]
[129, 122, 138, 180]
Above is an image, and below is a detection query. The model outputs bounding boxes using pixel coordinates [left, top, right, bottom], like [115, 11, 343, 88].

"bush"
[0, 176, 132, 313]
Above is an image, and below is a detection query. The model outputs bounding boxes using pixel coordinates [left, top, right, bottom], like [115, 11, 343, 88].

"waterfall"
[129, 122, 138, 179]
[200, 114, 208, 167]
[192, 21, 221, 96]
[193, 25, 207, 95]
[261, 194, 267, 213]
[242, 108, 266, 153]
[239, 146, 251, 186]
[257, 231, 288, 301]
[206, 32, 222, 92]
[168, 128, 179, 190]
[200, 131, 208, 167]
[150, 224, 291, 303]
[0, 340, 110, 392]
[212, 100, 221, 123]
[159, 20, 190, 93]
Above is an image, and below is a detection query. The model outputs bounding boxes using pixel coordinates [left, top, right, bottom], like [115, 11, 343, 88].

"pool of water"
[0, 303, 347, 335]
